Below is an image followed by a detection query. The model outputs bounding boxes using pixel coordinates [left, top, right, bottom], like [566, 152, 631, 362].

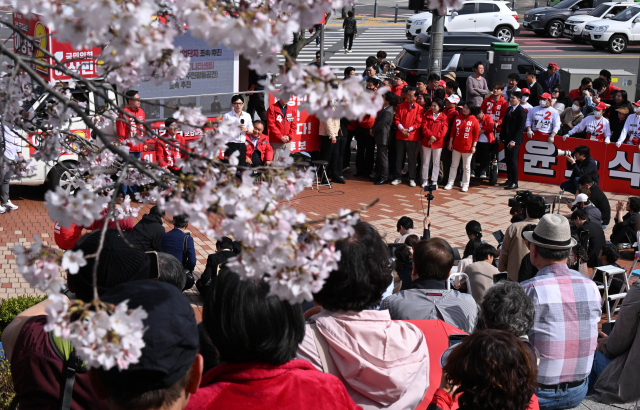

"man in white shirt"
[0, 125, 22, 213]
[618, 100, 640, 149]
[222, 94, 253, 169]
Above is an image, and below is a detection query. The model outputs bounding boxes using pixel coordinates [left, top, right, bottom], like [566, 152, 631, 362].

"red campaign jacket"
[480, 114, 495, 143]
[54, 222, 83, 250]
[429, 388, 540, 410]
[346, 120, 358, 131]
[116, 106, 145, 153]
[451, 114, 480, 153]
[267, 102, 297, 144]
[481, 95, 508, 131]
[421, 110, 449, 149]
[155, 134, 187, 171]
[358, 114, 376, 129]
[602, 83, 621, 100]
[185, 360, 363, 410]
[245, 133, 274, 162]
[391, 80, 407, 97]
[394, 102, 423, 141]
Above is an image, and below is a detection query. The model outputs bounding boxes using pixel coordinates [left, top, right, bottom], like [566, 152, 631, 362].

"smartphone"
[448, 334, 467, 347]
[493, 272, 509, 284]
[147, 251, 159, 280]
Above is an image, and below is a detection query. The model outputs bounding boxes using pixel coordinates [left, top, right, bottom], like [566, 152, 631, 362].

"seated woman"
[431, 329, 539, 410]
[610, 197, 640, 245]
[589, 277, 640, 403]
[297, 221, 430, 409]
[187, 268, 361, 410]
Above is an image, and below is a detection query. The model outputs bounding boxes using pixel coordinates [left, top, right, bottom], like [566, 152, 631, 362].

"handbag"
[182, 233, 195, 291]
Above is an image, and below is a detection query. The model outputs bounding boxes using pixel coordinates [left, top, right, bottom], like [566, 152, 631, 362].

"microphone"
[240, 119, 245, 125]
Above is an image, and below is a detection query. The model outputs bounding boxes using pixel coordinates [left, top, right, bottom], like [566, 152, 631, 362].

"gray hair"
[534, 244, 570, 262]
[157, 252, 186, 290]
[478, 281, 534, 337]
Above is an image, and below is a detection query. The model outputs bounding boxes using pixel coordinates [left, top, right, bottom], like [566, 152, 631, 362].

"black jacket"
[342, 16, 357, 35]
[129, 214, 165, 252]
[528, 81, 545, 107]
[611, 212, 639, 245]
[589, 184, 611, 226]
[576, 220, 606, 268]
[371, 105, 394, 145]
[200, 249, 236, 290]
[568, 156, 599, 184]
[500, 104, 527, 145]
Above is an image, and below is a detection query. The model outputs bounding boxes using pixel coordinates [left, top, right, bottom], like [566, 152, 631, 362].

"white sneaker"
[5, 201, 18, 211]
[461, 186, 469, 192]
[0, 205, 5, 214]
[390, 179, 402, 186]
[444, 183, 453, 190]
[421, 180, 429, 188]
[409, 180, 416, 187]
[344, 49, 348, 54]
[479, 172, 487, 178]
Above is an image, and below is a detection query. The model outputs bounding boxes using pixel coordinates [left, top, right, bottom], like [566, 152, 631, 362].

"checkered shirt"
[521, 263, 602, 385]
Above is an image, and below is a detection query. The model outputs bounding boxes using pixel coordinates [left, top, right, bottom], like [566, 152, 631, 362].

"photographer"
[499, 194, 547, 281]
[571, 208, 605, 269]
[560, 145, 598, 195]
[570, 193, 602, 226]
[610, 197, 640, 245]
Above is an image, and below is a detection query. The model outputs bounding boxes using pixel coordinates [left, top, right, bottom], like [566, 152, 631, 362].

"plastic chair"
[311, 160, 332, 190]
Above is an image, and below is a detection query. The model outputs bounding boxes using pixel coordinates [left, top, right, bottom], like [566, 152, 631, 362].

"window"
[610, 6, 629, 16]
[457, 3, 476, 15]
[460, 53, 486, 73]
[575, 0, 592, 9]
[397, 50, 419, 69]
[478, 3, 497, 13]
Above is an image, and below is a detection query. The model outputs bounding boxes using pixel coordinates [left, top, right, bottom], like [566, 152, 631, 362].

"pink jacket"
[297, 309, 430, 410]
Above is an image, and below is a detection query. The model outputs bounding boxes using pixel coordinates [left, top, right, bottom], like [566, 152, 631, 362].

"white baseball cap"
[572, 193, 589, 206]
[446, 95, 461, 104]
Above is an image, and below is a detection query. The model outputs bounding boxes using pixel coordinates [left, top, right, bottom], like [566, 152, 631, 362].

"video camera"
[508, 190, 550, 215]
[556, 149, 574, 158]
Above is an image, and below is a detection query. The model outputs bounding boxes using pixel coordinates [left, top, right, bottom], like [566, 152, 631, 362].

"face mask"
[540, 100, 549, 108]
[572, 104, 580, 112]
[522, 96, 529, 103]
[634, 106, 640, 114]
[594, 111, 603, 119]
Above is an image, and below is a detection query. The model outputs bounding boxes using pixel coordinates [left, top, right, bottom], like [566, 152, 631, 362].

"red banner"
[498, 135, 640, 195]
[268, 93, 320, 153]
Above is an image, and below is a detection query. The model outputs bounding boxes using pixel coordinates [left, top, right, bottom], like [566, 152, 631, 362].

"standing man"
[524, 71, 545, 107]
[391, 72, 407, 97]
[0, 125, 21, 213]
[267, 97, 297, 162]
[371, 91, 397, 185]
[599, 69, 621, 100]
[117, 90, 145, 197]
[526, 93, 560, 143]
[521, 215, 601, 410]
[415, 77, 428, 96]
[391, 87, 422, 187]
[341, 67, 357, 173]
[427, 73, 441, 98]
[481, 83, 509, 132]
[568, 77, 593, 100]
[247, 69, 268, 128]
[342, 10, 357, 53]
[155, 117, 187, 173]
[223, 95, 253, 169]
[354, 80, 378, 177]
[466, 61, 489, 107]
[440, 95, 462, 184]
[502, 73, 521, 100]
[537, 62, 561, 93]
[500, 92, 526, 190]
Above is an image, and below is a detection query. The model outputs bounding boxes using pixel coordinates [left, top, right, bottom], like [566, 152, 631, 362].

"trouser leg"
[363, 132, 376, 175]
[395, 139, 407, 179]
[0, 155, 11, 204]
[420, 145, 432, 182]
[477, 142, 491, 175]
[448, 150, 462, 185]
[271, 142, 291, 161]
[377, 142, 389, 180]
[440, 146, 452, 184]
[460, 152, 473, 188]
[405, 141, 418, 181]
[430, 148, 442, 184]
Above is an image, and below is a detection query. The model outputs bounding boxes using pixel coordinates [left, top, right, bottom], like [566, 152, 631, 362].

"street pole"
[320, 20, 325, 66]
[395, 4, 399, 23]
[374, 0, 379, 18]
[512, 0, 516, 10]
[428, 10, 445, 77]
[535, 0, 538, 7]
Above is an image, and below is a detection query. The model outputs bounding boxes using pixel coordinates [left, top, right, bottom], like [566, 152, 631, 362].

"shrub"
[0, 351, 12, 408]
[0, 294, 48, 338]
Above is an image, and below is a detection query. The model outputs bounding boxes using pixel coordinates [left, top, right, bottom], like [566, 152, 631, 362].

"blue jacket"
[538, 70, 561, 93]
[161, 228, 196, 271]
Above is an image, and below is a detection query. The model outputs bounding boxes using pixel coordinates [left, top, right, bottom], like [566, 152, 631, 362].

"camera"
[557, 149, 573, 158]
[508, 190, 550, 215]
[423, 184, 436, 200]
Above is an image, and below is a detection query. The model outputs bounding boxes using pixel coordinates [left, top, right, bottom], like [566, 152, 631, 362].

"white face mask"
[634, 106, 640, 114]
[572, 104, 580, 112]
[540, 100, 549, 108]
[521, 96, 529, 103]
[594, 111, 603, 119]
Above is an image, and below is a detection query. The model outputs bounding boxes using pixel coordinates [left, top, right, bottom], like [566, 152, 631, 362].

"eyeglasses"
[232, 102, 244, 105]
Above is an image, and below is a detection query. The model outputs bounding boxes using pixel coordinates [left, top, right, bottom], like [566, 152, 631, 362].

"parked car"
[563, 1, 636, 40]
[523, 0, 595, 37]
[405, 1, 520, 42]
[394, 33, 546, 100]
[581, 5, 640, 52]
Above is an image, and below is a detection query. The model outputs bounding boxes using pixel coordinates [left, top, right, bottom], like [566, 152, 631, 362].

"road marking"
[528, 54, 639, 58]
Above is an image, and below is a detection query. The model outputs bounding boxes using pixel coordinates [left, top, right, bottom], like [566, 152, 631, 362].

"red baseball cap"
[633, 100, 640, 107]
[548, 62, 559, 69]
[540, 92, 553, 100]
[521, 88, 531, 95]
[594, 102, 607, 111]
[439, 80, 447, 87]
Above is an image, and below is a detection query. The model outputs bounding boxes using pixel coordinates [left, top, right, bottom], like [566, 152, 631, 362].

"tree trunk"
[283, 29, 320, 60]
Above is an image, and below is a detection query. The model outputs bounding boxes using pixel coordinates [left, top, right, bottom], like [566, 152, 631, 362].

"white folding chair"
[447, 272, 469, 290]
[592, 265, 631, 324]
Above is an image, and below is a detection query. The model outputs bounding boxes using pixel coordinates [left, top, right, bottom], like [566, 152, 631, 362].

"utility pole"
[428, 10, 445, 78]
[320, 17, 325, 66]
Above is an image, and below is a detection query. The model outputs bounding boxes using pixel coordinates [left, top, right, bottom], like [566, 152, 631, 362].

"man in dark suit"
[371, 91, 398, 185]
[525, 71, 544, 107]
[196, 237, 236, 299]
[500, 91, 527, 190]
[571, 209, 605, 269]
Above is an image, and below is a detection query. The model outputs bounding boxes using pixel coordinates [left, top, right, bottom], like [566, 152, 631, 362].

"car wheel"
[48, 162, 78, 194]
[547, 20, 563, 38]
[608, 35, 627, 54]
[494, 26, 514, 42]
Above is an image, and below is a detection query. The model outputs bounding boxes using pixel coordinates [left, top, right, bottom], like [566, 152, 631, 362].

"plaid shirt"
[521, 263, 601, 385]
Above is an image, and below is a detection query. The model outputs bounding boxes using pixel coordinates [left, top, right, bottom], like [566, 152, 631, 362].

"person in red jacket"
[391, 72, 407, 97]
[245, 120, 273, 168]
[420, 99, 448, 188]
[391, 87, 422, 187]
[266, 98, 297, 162]
[445, 101, 479, 192]
[116, 90, 145, 197]
[481, 83, 508, 132]
[599, 69, 621, 100]
[440, 95, 462, 184]
[185, 269, 362, 410]
[156, 117, 187, 173]
[54, 221, 84, 250]
[470, 107, 495, 180]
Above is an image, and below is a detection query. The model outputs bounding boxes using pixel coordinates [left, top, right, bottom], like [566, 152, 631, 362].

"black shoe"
[504, 183, 518, 190]
[498, 180, 512, 187]
[374, 179, 389, 185]
[332, 177, 346, 184]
